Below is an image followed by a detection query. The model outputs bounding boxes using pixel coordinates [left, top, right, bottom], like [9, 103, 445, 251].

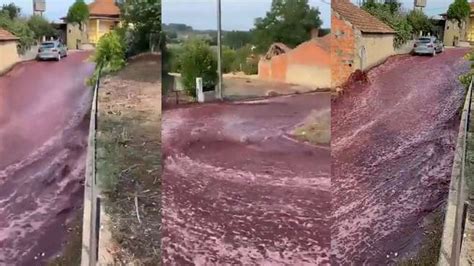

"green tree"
[363, 0, 401, 14]
[66, 0, 89, 30]
[121, 0, 162, 53]
[252, 0, 322, 53]
[0, 12, 34, 54]
[1, 3, 21, 19]
[363, 3, 412, 48]
[447, 0, 471, 27]
[407, 9, 433, 36]
[179, 38, 217, 97]
[223, 31, 252, 50]
[27, 15, 57, 40]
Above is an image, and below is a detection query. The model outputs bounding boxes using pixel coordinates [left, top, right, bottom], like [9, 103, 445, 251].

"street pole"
[216, 0, 223, 100]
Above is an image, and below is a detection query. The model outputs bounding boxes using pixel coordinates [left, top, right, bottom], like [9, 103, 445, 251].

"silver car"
[37, 41, 68, 61]
[413, 36, 444, 56]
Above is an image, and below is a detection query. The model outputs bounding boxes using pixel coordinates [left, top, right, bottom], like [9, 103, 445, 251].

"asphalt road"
[162, 93, 331, 265]
[331, 48, 470, 264]
[0, 52, 94, 264]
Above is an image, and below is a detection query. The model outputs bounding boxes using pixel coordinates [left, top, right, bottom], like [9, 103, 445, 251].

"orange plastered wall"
[270, 54, 288, 82]
[288, 41, 330, 66]
[258, 60, 271, 80]
[331, 11, 356, 88]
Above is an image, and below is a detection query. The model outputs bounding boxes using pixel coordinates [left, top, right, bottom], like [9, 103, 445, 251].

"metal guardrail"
[81, 64, 104, 266]
[451, 78, 473, 266]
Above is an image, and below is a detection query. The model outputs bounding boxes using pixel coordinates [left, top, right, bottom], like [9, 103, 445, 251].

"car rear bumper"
[413, 47, 435, 54]
[37, 52, 59, 59]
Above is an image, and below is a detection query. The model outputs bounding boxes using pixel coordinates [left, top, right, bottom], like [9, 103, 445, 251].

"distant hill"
[163, 23, 331, 49]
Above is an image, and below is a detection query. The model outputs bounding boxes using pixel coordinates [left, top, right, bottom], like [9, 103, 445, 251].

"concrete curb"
[81, 77, 99, 266]
[438, 82, 472, 265]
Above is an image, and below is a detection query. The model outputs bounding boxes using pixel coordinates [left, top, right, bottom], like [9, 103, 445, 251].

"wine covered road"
[332, 48, 470, 264]
[0, 52, 94, 264]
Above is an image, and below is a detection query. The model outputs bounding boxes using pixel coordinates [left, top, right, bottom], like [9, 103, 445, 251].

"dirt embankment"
[96, 53, 161, 264]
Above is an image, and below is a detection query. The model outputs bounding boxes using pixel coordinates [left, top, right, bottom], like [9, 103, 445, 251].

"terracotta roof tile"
[88, 0, 120, 17]
[0, 28, 19, 41]
[332, 0, 395, 34]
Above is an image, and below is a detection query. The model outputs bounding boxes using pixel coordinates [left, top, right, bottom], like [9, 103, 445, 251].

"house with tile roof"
[331, 0, 396, 88]
[0, 28, 20, 73]
[64, 0, 120, 49]
[258, 32, 331, 89]
[464, 1, 474, 43]
[87, 0, 120, 44]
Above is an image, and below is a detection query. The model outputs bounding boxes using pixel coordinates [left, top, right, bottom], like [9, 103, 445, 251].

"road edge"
[438, 82, 472, 265]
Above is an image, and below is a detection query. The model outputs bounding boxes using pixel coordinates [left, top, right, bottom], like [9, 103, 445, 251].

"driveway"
[331, 48, 470, 264]
[162, 93, 331, 264]
[0, 52, 94, 264]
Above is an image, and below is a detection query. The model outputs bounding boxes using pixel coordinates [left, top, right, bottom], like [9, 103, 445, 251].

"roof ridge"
[332, 0, 395, 34]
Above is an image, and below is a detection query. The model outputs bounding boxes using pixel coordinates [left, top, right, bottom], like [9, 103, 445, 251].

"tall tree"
[252, 0, 322, 53]
[121, 0, 162, 52]
[66, 0, 89, 30]
[407, 9, 433, 36]
[1, 3, 21, 19]
[28, 15, 57, 40]
[447, 0, 471, 27]
[223, 31, 252, 50]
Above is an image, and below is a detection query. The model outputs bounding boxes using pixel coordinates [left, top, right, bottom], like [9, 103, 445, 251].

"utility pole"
[216, 0, 223, 100]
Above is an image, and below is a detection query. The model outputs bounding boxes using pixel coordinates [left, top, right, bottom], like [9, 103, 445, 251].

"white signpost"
[196, 77, 204, 103]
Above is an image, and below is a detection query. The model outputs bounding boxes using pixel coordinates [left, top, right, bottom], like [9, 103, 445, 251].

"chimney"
[311, 28, 320, 39]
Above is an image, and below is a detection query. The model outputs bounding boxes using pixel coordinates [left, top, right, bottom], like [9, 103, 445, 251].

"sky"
[0, 0, 93, 22]
[0, 0, 454, 28]
[163, 0, 332, 31]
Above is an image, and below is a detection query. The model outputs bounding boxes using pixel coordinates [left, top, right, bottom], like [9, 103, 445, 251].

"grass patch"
[398, 209, 445, 266]
[97, 112, 161, 264]
[96, 54, 161, 264]
[293, 109, 330, 145]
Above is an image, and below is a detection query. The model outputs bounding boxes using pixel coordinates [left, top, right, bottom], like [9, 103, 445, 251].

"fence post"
[196, 77, 204, 103]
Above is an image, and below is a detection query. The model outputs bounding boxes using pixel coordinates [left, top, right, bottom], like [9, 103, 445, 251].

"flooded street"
[162, 93, 331, 265]
[331, 48, 470, 264]
[0, 52, 94, 264]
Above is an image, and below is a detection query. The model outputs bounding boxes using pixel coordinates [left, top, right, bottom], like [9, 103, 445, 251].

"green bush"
[243, 58, 258, 75]
[363, 3, 413, 48]
[164, 45, 183, 73]
[89, 31, 126, 85]
[222, 46, 236, 73]
[0, 12, 35, 54]
[231, 44, 254, 73]
[180, 39, 217, 97]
